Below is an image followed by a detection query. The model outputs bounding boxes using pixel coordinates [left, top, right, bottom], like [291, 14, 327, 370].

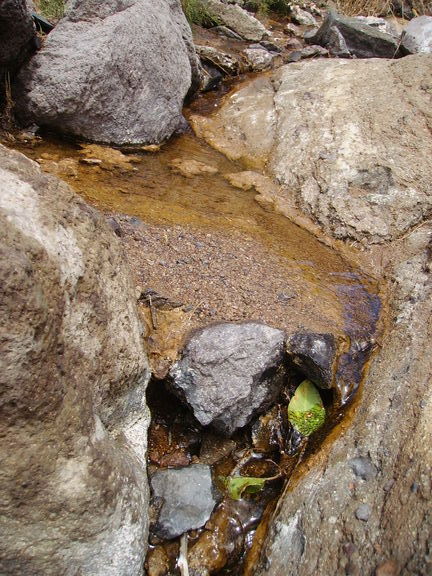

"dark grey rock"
[286, 332, 338, 389]
[401, 16, 432, 54]
[349, 457, 378, 481]
[0, 0, 36, 77]
[16, 0, 200, 145]
[170, 322, 286, 435]
[355, 504, 371, 522]
[151, 465, 216, 539]
[306, 10, 399, 58]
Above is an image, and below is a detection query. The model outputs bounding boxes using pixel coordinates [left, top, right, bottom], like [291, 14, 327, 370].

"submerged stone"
[170, 322, 286, 435]
[150, 464, 216, 539]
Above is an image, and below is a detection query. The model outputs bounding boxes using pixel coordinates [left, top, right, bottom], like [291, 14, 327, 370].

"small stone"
[375, 559, 399, 576]
[150, 464, 216, 539]
[243, 47, 275, 71]
[349, 456, 378, 481]
[355, 503, 371, 522]
[285, 23, 302, 36]
[169, 158, 218, 178]
[286, 331, 338, 389]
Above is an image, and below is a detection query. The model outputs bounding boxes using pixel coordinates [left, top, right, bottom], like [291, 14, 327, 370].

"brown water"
[11, 98, 382, 575]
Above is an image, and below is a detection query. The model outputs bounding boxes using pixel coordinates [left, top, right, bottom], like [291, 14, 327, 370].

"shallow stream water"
[11, 84, 382, 575]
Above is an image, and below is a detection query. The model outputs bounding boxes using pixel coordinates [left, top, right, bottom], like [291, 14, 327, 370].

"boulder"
[0, 0, 36, 79]
[16, 0, 200, 145]
[197, 0, 269, 41]
[150, 464, 216, 539]
[253, 222, 432, 576]
[170, 322, 286, 435]
[0, 144, 151, 575]
[306, 10, 400, 58]
[191, 55, 432, 244]
[401, 15, 432, 53]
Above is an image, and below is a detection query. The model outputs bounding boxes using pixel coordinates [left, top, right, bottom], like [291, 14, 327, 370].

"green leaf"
[219, 476, 267, 500]
[288, 379, 326, 437]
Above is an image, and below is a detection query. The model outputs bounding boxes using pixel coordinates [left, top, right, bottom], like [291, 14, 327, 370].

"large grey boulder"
[305, 10, 400, 58]
[402, 15, 432, 53]
[0, 144, 151, 575]
[16, 0, 200, 144]
[191, 54, 432, 244]
[170, 322, 286, 435]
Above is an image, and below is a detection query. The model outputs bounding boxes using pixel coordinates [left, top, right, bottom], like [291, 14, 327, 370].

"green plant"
[181, 0, 221, 26]
[39, 0, 65, 21]
[287, 380, 326, 437]
[244, 0, 291, 16]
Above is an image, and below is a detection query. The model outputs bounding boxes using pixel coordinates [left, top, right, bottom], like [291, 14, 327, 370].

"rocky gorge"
[0, 0, 431, 575]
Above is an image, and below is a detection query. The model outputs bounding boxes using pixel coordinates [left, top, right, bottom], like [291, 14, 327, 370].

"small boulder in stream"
[150, 464, 216, 539]
[170, 322, 286, 435]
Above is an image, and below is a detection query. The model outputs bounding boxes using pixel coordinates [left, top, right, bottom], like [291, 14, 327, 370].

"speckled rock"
[401, 16, 432, 54]
[150, 465, 216, 539]
[286, 332, 339, 389]
[0, 0, 36, 78]
[16, 0, 200, 144]
[170, 322, 286, 435]
[196, 0, 269, 41]
[0, 144, 151, 575]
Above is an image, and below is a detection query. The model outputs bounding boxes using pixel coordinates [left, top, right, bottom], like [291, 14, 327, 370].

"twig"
[178, 533, 189, 576]
[147, 294, 158, 330]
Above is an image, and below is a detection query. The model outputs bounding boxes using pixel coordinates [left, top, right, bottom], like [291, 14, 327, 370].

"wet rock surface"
[0, 145, 151, 575]
[192, 54, 432, 244]
[150, 464, 216, 539]
[16, 0, 200, 144]
[286, 332, 339, 389]
[170, 322, 286, 435]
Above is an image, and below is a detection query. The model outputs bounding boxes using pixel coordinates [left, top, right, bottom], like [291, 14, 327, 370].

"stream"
[11, 81, 381, 576]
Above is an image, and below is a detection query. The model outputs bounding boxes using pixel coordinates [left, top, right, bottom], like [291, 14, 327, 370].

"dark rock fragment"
[286, 331, 338, 389]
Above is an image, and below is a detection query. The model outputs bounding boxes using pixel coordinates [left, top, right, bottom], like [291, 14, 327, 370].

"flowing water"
[11, 87, 382, 575]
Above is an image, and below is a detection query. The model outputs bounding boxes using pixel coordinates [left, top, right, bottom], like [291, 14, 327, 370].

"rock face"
[192, 55, 432, 243]
[307, 10, 399, 58]
[16, 0, 200, 144]
[402, 16, 432, 53]
[0, 0, 36, 78]
[0, 144, 151, 575]
[255, 223, 432, 576]
[150, 465, 216, 539]
[170, 322, 286, 435]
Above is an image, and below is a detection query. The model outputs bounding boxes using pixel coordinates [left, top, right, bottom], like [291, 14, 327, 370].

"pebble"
[355, 503, 371, 522]
[150, 464, 216, 539]
[349, 456, 378, 481]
